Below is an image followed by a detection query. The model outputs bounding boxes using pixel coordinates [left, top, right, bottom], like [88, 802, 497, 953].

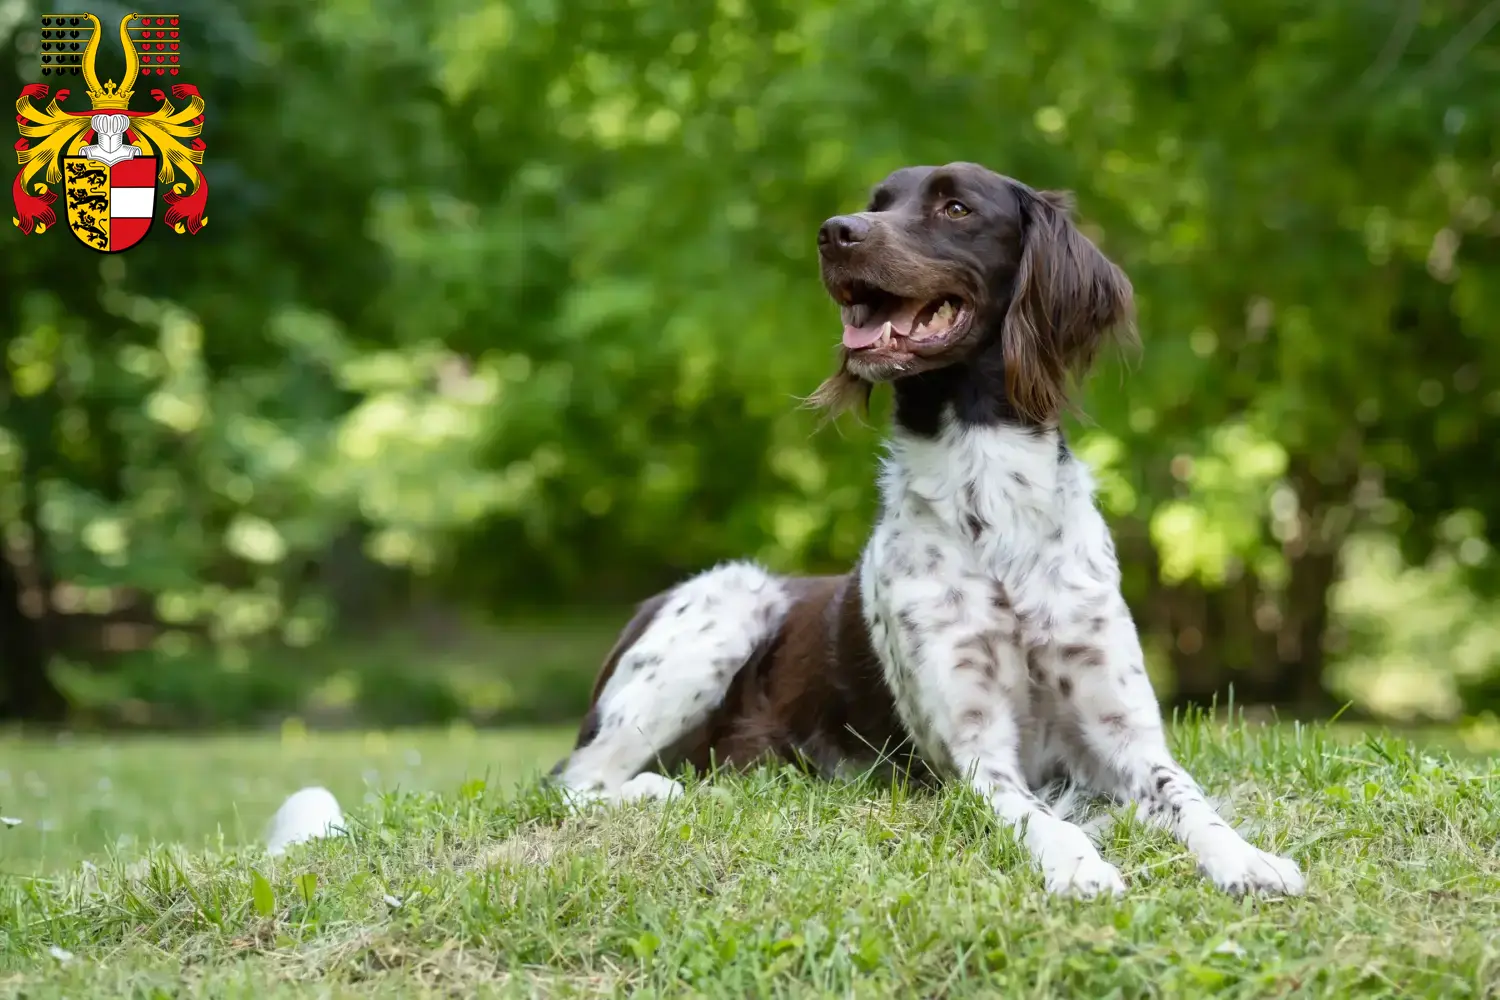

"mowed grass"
[0, 719, 1498, 997]
[0, 725, 572, 876]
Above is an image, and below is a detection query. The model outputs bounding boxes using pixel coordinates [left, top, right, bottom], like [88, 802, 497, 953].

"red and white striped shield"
[61, 155, 157, 253]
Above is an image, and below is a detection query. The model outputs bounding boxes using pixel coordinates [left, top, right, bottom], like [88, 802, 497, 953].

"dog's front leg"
[1041, 601, 1306, 896]
[957, 727, 1127, 899]
[866, 558, 1123, 898]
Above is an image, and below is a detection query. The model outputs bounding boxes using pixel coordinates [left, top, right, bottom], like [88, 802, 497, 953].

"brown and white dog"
[552, 163, 1306, 899]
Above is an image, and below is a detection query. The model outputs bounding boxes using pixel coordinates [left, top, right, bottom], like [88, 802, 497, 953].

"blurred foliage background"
[3, 0, 1500, 734]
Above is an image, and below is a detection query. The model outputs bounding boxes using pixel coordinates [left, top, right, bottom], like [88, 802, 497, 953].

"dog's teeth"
[878, 321, 893, 345]
[935, 301, 956, 325]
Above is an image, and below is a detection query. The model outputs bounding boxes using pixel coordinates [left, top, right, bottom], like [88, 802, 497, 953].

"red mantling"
[165, 168, 208, 234]
[12, 168, 57, 235]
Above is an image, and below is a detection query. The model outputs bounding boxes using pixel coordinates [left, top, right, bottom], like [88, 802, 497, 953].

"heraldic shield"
[13, 13, 208, 249]
[62, 152, 158, 253]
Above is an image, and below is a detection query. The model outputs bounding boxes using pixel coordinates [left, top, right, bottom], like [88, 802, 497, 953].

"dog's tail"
[265, 786, 345, 856]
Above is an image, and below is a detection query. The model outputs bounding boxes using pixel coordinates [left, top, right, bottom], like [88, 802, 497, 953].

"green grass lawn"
[0, 725, 572, 877]
[2, 719, 1498, 997]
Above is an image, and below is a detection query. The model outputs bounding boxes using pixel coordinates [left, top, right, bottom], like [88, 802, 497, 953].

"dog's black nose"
[818, 215, 869, 255]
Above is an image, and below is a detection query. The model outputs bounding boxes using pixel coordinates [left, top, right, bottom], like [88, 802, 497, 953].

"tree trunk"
[0, 544, 66, 722]
[1123, 519, 1233, 710]
[1240, 451, 1353, 717]
[1157, 579, 1222, 706]
[0, 452, 68, 722]
[1257, 548, 1340, 715]
[1139, 529, 1342, 717]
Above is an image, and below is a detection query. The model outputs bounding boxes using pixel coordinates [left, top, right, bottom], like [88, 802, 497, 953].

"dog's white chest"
[858, 418, 1119, 770]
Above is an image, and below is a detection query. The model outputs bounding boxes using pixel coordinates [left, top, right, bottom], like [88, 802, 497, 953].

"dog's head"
[810, 162, 1134, 424]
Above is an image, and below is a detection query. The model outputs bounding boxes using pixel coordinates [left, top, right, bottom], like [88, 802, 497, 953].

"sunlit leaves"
[1149, 423, 1289, 588]
[224, 516, 287, 567]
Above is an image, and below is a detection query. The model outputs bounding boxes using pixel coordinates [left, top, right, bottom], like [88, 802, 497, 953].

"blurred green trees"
[3, 0, 1498, 725]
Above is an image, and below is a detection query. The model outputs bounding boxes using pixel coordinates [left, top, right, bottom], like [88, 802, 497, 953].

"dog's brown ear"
[1002, 189, 1135, 424]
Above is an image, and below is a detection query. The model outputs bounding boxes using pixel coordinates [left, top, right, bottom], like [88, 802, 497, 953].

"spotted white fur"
[864, 414, 1304, 897]
[557, 422, 1305, 899]
[557, 561, 791, 803]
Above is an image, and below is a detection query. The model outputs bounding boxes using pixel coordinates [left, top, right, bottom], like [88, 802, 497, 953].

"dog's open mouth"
[834, 281, 971, 354]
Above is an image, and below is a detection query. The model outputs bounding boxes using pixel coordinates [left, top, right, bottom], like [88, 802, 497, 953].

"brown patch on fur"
[1026, 647, 1047, 683]
[956, 657, 995, 681]
[964, 480, 981, 511]
[1060, 643, 1107, 668]
[991, 584, 1013, 612]
[958, 629, 1011, 667]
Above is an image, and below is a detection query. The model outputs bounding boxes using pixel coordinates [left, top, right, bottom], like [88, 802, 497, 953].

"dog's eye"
[942, 200, 971, 219]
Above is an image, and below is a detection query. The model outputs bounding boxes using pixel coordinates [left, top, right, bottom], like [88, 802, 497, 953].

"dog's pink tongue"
[842, 323, 886, 349]
[842, 298, 931, 350]
[841, 299, 931, 350]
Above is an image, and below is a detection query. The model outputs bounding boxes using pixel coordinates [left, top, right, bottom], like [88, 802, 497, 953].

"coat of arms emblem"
[12, 12, 207, 253]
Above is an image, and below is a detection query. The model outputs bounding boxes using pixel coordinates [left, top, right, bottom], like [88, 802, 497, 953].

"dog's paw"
[619, 773, 684, 803]
[1044, 855, 1126, 899]
[558, 784, 609, 814]
[1198, 840, 1305, 897]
